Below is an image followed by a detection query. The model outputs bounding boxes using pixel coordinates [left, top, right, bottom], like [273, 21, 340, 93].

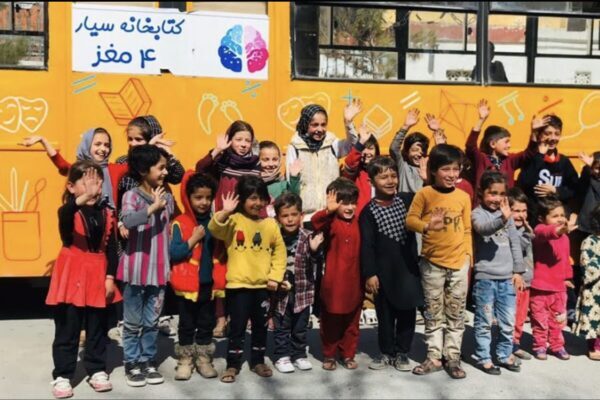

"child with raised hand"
[272, 192, 324, 373]
[575, 204, 600, 360]
[46, 162, 120, 399]
[360, 156, 423, 372]
[117, 145, 174, 387]
[530, 196, 577, 361]
[169, 172, 220, 381]
[406, 144, 472, 380]
[507, 187, 535, 360]
[208, 175, 286, 383]
[20, 128, 128, 208]
[471, 171, 525, 375]
[258, 140, 302, 217]
[311, 178, 363, 371]
[286, 102, 358, 222]
[466, 99, 539, 196]
[341, 123, 380, 215]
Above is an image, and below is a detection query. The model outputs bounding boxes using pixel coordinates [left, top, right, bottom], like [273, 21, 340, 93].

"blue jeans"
[473, 279, 516, 365]
[122, 284, 165, 364]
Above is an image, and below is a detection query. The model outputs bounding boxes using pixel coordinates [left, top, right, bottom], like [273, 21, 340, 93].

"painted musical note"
[496, 91, 525, 126]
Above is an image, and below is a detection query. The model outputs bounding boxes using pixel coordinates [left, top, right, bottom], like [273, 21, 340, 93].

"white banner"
[72, 4, 269, 79]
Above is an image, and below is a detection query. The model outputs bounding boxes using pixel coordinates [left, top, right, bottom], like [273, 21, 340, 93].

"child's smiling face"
[307, 112, 328, 142]
[90, 132, 111, 163]
[259, 147, 280, 174]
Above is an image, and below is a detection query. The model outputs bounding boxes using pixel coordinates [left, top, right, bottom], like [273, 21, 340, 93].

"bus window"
[0, 2, 46, 69]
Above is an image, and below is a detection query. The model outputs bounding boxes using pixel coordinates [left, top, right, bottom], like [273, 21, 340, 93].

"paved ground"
[0, 313, 598, 399]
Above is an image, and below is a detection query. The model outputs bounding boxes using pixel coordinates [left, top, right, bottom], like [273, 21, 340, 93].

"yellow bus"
[1, 1, 599, 278]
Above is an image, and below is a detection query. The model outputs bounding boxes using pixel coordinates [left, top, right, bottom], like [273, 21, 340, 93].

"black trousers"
[273, 293, 310, 361]
[374, 292, 416, 357]
[52, 304, 107, 379]
[177, 284, 215, 346]
[225, 288, 269, 370]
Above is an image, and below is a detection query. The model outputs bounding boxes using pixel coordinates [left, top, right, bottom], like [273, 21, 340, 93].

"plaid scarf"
[368, 194, 408, 244]
[217, 148, 260, 178]
[296, 104, 328, 152]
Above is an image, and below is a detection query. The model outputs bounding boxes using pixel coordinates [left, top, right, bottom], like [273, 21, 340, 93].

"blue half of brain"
[218, 24, 243, 73]
[218, 45, 242, 72]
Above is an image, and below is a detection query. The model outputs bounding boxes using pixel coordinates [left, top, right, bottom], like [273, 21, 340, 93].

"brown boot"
[194, 343, 218, 378]
[174, 344, 195, 380]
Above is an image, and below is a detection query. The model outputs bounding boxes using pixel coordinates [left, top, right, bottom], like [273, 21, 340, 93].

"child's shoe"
[552, 348, 570, 360]
[369, 354, 391, 370]
[275, 357, 295, 373]
[125, 362, 147, 387]
[533, 349, 547, 360]
[394, 353, 411, 372]
[174, 344, 195, 381]
[293, 358, 313, 371]
[513, 349, 532, 360]
[364, 309, 378, 326]
[51, 377, 73, 399]
[143, 361, 165, 384]
[87, 371, 112, 392]
[194, 343, 218, 378]
[158, 316, 176, 336]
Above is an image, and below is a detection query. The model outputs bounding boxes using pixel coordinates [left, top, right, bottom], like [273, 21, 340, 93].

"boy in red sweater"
[530, 196, 577, 360]
[311, 178, 362, 371]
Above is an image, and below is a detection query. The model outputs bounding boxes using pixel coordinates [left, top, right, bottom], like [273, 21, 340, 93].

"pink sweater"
[531, 224, 572, 292]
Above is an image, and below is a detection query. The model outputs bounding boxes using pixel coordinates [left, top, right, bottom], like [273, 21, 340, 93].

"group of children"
[27, 98, 600, 398]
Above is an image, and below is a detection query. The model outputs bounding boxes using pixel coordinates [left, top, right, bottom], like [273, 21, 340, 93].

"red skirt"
[46, 247, 122, 308]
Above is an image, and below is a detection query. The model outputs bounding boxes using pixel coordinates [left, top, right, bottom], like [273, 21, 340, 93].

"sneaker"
[369, 354, 391, 370]
[143, 362, 165, 384]
[125, 362, 147, 387]
[293, 358, 313, 371]
[88, 371, 112, 392]
[364, 309, 378, 326]
[394, 353, 411, 372]
[552, 348, 570, 360]
[359, 310, 366, 326]
[534, 350, 547, 360]
[107, 322, 123, 345]
[51, 377, 73, 399]
[275, 357, 295, 373]
[158, 316, 176, 336]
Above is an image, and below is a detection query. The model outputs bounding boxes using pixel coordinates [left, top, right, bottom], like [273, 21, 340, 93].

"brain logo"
[218, 25, 269, 74]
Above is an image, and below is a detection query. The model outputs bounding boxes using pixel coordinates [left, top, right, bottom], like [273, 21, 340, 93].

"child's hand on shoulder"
[221, 191, 239, 214]
[309, 232, 324, 252]
[326, 190, 340, 214]
[477, 99, 490, 120]
[403, 108, 420, 129]
[344, 98, 363, 123]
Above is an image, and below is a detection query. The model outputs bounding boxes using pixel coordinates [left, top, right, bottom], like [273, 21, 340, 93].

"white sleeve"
[285, 143, 298, 181]
[332, 123, 358, 158]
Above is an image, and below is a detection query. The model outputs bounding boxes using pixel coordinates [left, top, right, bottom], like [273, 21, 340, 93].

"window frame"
[291, 1, 600, 88]
[0, 1, 49, 71]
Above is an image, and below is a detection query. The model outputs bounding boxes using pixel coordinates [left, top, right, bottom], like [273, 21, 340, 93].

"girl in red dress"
[46, 161, 121, 399]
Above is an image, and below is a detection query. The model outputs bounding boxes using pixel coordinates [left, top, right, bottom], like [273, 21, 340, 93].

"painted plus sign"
[341, 89, 354, 104]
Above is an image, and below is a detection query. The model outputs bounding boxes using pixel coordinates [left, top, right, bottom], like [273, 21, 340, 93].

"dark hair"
[592, 151, 600, 166]
[226, 120, 255, 142]
[326, 177, 359, 204]
[480, 125, 510, 155]
[544, 114, 563, 131]
[186, 172, 217, 200]
[537, 195, 564, 220]
[259, 140, 280, 154]
[478, 170, 506, 195]
[507, 187, 528, 207]
[127, 117, 153, 142]
[128, 144, 169, 183]
[236, 175, 270, 212]
[364, 135, 381, 157]
[274, 192, 303, 216]
[590, 204, 600, 234]
[367, 156, 398, 180]
[62, 160, 103, 204]
[401, 132, 429, 161]
[427, 144, 463, 184]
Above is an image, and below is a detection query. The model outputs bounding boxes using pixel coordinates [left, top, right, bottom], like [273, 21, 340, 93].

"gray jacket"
[515, 226, 534, 287]
[472, 206, 525, 280]
[389, 128, 424, 194]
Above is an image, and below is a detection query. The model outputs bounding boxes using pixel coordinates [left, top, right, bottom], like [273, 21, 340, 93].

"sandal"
[342, 358, 358, 370]
[322, 358, 337, 371]
[220, 367, 238, 383]
[589, 351, 600, 361]
[445, 360, 466, 379]
[251, 363, 273, 378]
[412, 359, 443, 375]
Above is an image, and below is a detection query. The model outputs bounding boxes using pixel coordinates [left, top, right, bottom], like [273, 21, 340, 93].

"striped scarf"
[217, 148, 260, 178]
